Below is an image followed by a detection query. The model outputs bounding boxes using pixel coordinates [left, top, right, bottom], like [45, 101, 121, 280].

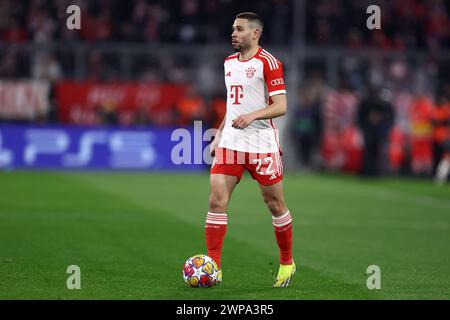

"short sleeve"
[264, 59, 286, 97]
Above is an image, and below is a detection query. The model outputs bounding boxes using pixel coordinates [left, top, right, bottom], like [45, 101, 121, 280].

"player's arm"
[232, 94, 287, 129]
[210, 116, 226, 156]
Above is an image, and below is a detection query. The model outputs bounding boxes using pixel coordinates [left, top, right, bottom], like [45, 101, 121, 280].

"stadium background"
[0, 0, 449, 299]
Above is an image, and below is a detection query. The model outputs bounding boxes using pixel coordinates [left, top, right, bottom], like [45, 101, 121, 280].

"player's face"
[231, 19, 254, 52]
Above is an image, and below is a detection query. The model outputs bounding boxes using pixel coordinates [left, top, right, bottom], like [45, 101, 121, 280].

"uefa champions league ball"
[182, 254, 219, 288]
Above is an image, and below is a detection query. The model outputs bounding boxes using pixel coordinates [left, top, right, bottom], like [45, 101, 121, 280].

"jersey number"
[252, 157, 275, 175]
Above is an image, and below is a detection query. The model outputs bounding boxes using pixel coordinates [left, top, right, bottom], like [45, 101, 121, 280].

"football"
[182, 254, 219, 288]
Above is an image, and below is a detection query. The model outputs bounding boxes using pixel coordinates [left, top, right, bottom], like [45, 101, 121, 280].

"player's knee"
[209, 194, 228, 213]
[264, 196, 286, 216]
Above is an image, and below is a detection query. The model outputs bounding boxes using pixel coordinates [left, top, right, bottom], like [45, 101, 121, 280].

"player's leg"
[434, 140, 450, 185]
[209, 173, 238, 213]
[259, 181, 296, 287]
[435, 154, 450, 184]
[246, 152, 294, 266]
[259, 181, 293, 263]
[246, 150, 295, 287]
[205, 173, 238, 269]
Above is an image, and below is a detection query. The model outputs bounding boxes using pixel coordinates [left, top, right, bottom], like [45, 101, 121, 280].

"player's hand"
[210, 131, 222, 157]
[232, 114, 255, 129]
[210, 139, 218, 157]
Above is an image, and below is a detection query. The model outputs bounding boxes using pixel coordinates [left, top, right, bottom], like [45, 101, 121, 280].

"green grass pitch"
[0, 170, 449, 299]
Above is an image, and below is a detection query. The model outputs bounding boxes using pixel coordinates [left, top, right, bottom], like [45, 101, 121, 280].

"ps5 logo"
[21, 129, 156, 168]
[24, 130, 70, 165]
[0, 133, 13, 167]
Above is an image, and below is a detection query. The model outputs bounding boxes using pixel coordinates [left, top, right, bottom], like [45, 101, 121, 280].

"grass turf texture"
[0, 171, 449, 299]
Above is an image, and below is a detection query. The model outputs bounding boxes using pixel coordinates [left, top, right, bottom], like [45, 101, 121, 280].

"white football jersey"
[218, 47, 286, 153]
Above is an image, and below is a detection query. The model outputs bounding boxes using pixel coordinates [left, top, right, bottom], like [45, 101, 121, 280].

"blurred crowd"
[0, 0, 449, 179]
[0, 0, 290, 45]
[0, 0, 449, 82]
[290, 73, 450, 179]
[306, 0, 449, 50]
[0, 0, 448, 47]
[94, 84, 227, 129]
[0, 0, 448, 83]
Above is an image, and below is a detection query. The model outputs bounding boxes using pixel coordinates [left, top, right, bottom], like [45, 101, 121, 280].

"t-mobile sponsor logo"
[230, 85, 244, 105]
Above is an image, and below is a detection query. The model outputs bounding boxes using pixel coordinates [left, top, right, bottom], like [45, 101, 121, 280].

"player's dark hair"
[235, 12, 263, 30]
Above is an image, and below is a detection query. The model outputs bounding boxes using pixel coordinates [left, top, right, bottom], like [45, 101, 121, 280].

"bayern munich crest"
[246, 67, 256, 78]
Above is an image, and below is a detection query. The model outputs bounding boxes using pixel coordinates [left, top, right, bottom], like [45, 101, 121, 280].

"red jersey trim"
[269, 118, 283, 155]
[224, 53, 239, 61]
[259, 50, 280, 71]
[256, 49, 280, 70]
[237, 47, 262, 62]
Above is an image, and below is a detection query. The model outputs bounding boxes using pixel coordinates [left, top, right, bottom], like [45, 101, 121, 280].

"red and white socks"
[205, 212, 227, 268]
[272, 211, 293, 265]
[205, 211, 293, 268]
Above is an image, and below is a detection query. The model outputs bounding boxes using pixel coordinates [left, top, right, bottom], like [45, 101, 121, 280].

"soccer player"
[205, 12, 295, 287]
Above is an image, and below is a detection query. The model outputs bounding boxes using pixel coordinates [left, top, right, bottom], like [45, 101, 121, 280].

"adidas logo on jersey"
[269, 174, 278, 180]
[225, 71, 231, 77]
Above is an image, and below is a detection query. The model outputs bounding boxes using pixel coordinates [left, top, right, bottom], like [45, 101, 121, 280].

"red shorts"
[210, 148, 283, 186]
